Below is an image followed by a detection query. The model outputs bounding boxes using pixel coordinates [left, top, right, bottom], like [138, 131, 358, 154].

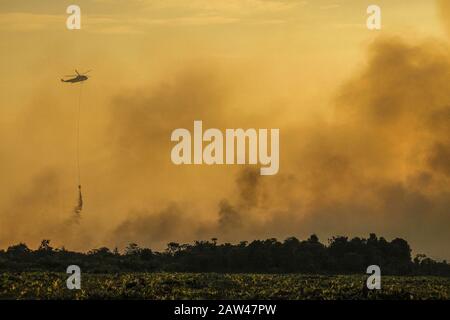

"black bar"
[1, 300, 448, 319]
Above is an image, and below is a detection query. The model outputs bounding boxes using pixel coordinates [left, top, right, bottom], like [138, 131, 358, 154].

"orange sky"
[0, 1, 449, 259]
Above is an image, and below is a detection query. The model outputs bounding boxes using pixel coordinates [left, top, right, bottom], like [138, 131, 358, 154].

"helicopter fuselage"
[61, 75, 88, 83]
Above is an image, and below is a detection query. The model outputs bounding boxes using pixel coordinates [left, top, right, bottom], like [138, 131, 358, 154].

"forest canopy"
[1, 234, 449, 276]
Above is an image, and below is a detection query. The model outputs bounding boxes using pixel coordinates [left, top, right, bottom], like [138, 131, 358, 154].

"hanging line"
[76, 82, 83, 186]
[75, 35, 82, 184]
[74, 82, 83, 216]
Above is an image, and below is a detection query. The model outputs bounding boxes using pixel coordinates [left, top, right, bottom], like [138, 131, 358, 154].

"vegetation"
[0, 234, 449, 276]
[1, 272, 449, 300]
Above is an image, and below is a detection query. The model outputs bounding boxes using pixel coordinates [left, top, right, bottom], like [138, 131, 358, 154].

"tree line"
[0, 234, 449, 276]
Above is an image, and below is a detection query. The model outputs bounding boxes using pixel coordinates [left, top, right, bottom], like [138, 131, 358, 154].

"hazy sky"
[0, 0, 449, 259]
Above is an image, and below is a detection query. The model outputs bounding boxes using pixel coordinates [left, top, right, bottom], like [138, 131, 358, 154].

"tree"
[125, 243, 141, 255]
[7, 243, 31, 256]
[38, 239, 53, 252]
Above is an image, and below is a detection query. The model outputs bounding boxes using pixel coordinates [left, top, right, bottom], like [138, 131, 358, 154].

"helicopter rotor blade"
[75, 70, 80, 75]
[82, 70, 92, 75]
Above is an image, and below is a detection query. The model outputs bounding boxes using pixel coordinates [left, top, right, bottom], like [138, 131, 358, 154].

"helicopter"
[61, 70, 91, 83]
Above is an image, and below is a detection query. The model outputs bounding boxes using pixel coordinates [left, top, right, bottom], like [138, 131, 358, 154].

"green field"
[0, 272, 449, 300]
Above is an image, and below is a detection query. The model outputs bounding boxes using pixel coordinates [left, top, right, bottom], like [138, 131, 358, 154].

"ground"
[0, 272, 449, 300]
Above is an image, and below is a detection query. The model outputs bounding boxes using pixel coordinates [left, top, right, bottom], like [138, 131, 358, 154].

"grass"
[0, 272, 449, 300]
